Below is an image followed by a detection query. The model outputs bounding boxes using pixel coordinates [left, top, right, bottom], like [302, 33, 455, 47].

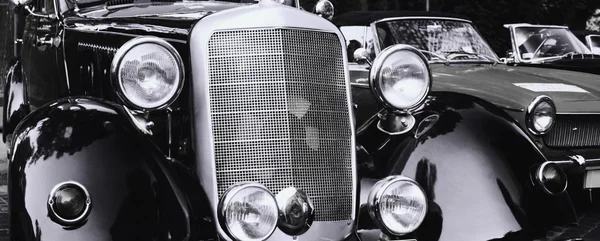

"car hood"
[520, 56, 600, 75]
[430, 64, 600, 113]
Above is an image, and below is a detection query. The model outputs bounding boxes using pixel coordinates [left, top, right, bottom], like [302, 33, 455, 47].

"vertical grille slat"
[207, 28, 353, 222]
[544, 115, 600, 148]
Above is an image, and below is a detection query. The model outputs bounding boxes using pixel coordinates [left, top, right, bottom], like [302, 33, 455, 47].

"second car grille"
[207, 28, 353, 221]
[544, 115, 600, 148]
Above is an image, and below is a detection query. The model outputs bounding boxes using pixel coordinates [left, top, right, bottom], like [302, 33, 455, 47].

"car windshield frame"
[370, 16, 500, 64]
[510, 25, 593, 62]
[586, 34, 600, 55]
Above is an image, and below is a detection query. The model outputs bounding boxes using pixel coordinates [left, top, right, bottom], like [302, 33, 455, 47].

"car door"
[20, 0, 63, 110]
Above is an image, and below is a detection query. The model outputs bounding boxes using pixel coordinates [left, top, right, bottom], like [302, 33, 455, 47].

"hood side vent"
[77, 42, 118, 98]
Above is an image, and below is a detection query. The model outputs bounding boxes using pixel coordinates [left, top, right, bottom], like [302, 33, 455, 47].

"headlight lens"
[368, 176, 428, 235]
[527, 95, 556, 134]
[111, 36, 184, 110]
[370, 45, 431, 110]
[218, 182, 278, 241]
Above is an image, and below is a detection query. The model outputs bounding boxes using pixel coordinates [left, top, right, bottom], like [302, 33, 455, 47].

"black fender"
[355, 92, 577, 241]
[3, 59, 29, 143]
[8, 97, 215, 241]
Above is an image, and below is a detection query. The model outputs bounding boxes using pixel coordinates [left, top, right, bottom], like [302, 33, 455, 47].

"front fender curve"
[356, 92, 576, 241]
[8, 97, 213, 241]
[3, 59, 29, 143]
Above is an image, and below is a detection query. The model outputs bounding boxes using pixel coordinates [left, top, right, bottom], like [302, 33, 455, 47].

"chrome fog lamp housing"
[526, 95, 556, 135]
[313, 0, 334, 20]
[370, 44, 431, 111]
[110, 36, 185, 111]
[532, 162, 568, 195]
[218, 182, 279, 241]
[367, 175, 428, 236]
[47, 181, 92, 226]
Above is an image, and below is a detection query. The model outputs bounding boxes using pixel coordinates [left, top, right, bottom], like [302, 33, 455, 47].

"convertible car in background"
[334, 10, 600, 240]
[572, 30, 600, 55]
[502, 23, 600, 74]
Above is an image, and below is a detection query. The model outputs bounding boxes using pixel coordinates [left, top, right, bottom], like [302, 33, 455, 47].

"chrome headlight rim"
[532, 161, 568, 196]
[217, 182, 279, 241]
[47, 181, 92, 226]
[367, 175, 428, 236]
[526, 95, 556, 135]
[369, 44, 432, 111]
[110, 36, 185, 111]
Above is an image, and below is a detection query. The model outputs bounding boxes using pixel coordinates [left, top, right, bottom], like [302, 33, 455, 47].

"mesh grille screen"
[544, 115, 600, 148]
[207, 28, 353, 221]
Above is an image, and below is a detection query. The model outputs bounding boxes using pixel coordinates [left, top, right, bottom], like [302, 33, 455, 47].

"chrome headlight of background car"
[111, 36, 185, 111]
[526, 95, 556, 135]
[370, 44, 431, 111]
[218, 182, 279, 241]
[367, 175, 428, 236]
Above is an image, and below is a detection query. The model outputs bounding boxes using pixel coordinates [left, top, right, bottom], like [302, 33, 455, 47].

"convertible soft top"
[331, 11, 471, 27]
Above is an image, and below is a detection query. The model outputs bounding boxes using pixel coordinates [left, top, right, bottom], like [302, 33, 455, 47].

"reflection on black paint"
[21, 103, 112, 165]
[414, 158, 443, 241]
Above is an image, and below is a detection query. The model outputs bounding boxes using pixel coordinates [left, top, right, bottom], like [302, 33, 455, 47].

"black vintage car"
[334, 11, 600, 240]
[502, 23, 600, 74]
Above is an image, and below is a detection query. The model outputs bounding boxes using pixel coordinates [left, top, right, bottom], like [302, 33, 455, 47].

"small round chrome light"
[367, 175, 428, 236]
[532, 162, 568, 195]
[218, 182, 279, 241]
[47, 181, 91, 226]
[370, 45, 431, 111]
[110, 36, 184, 111]
[313, 0, 334, 20]
[526, 95, 556, 135]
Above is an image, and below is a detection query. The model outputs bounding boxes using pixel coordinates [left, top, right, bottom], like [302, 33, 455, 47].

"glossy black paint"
[353, 92, 579, 240]
[3, 59, 29, 143]
[8, 97, 215, 241]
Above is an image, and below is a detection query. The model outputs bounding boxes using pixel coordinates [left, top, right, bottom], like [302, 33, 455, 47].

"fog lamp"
[218, 182, 278, 241]
[48, 181, 91, 226]
[532, 162, 568, 195]
[526, 95, 556, 135]
[367, 175, 428, 236]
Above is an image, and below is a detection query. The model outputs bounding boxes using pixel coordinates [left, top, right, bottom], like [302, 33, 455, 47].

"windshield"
[590, 36, 600, 55]
[513, 27, 592, 60]
[374, 19, 498, 63]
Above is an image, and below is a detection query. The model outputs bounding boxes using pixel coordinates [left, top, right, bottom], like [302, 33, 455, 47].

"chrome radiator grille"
[544, 115, 600, 148]
[207, 28, 353, 221]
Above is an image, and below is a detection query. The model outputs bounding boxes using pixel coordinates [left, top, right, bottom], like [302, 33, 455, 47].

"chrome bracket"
[123, 106, 153, 135]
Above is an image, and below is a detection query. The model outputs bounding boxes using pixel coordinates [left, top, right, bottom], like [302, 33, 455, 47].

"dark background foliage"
[1, 0, 600, 87]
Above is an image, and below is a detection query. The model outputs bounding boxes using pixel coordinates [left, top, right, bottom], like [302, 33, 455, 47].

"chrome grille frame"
[189, 3, 357, 241]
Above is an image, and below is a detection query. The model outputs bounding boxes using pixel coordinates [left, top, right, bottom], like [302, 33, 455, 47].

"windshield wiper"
[442, 50, 499, 65]
[415, 49, 450, 65]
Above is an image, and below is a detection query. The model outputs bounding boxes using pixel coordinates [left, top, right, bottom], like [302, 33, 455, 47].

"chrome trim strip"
[372, 16, 473, 25]
[189, 3, 357, 241]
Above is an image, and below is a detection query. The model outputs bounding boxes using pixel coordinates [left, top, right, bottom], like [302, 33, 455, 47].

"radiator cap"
[275, 187, 315, 236]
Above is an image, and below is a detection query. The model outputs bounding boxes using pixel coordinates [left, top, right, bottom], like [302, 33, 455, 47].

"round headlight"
[526, 95, 556, 135]
[111, 36, 184, 110]
[367, 175, 428, 236]
[370, 45, 431, 110]
[218, 182, 278, 241]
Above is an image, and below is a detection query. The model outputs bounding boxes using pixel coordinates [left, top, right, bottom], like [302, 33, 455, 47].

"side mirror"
[353, 47, 371, 65]
[313, 0, 334, 20]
